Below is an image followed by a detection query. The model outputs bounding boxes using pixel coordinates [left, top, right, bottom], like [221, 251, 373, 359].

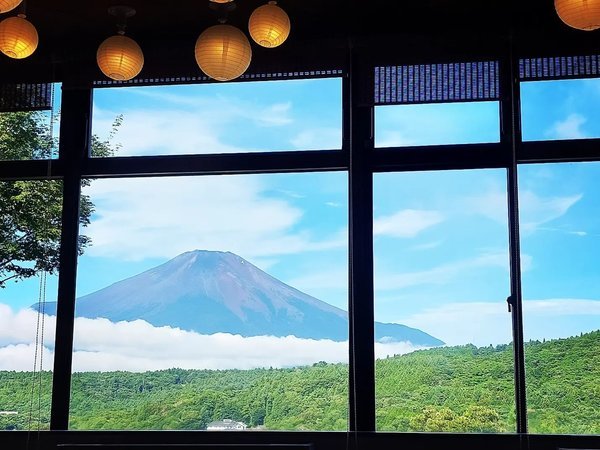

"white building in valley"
[206, 419, 247, 431]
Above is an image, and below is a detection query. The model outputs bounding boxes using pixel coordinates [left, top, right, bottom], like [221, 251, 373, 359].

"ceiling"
[0, 0, 596, 83]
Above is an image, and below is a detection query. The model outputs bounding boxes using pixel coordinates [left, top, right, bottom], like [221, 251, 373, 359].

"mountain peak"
[33, 249, 443, 346]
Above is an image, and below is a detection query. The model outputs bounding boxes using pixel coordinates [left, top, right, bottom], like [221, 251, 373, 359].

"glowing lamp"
[0, 0, 22, 14]
[248, 1, 291, 48]
[195, 24, 252, 81]
[555, 0, 600, 31]
[97, 34, 144, 81]
[0, 15, 38, 59]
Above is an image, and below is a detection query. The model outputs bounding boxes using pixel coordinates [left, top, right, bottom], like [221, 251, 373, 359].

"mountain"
[35, 250, 443, 346]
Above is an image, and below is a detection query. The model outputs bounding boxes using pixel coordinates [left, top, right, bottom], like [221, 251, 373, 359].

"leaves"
[2, 331, 598, 432]
[0, 111, 121, 287]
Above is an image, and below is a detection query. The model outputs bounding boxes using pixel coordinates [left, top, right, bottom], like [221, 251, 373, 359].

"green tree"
[0, 111, 121, 287]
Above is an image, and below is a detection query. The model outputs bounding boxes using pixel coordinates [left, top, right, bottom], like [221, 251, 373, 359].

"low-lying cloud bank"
[0, 304, 424, 372]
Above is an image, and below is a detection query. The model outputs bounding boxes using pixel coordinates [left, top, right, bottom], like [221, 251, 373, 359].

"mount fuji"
[35, 250, 443, 346]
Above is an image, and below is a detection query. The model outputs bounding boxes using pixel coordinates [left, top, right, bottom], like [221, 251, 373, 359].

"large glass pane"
[0, 180, 61, 430]
[92, 78, 342, 157]
[68, 172, 348, 431]
[375, 101, 500, 148]
[521, 78, 600, 142]
[0, 84, 61, 161]
[519, 162, 600, 435]
[374, 169, 515, 432]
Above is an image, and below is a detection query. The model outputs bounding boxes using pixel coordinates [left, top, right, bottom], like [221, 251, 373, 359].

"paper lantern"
[0, 15, 38, 59]
[555, 0, 600, 31]
[0, 0, 22, 14]
[195, 24, 252, 81]
[97, 34, 144, 81]
[249, 1, 291, 48]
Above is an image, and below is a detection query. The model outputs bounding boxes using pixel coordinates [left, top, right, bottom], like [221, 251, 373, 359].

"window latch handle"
[506, 295, 514, 313]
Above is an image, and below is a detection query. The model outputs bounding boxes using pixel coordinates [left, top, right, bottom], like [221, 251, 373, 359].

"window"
[521, 78, 600, 142]
[68, 172, 349, 431]
[2, 45, 600, 445]
[374, 169, 515, 432]
[0, 83, 61, 161]
[0, 180, 61, 431]
[519, 162, 600, 435]
[375, 102, 500, 148]
[373, 61, 501, 148]
[91, 78, 343, 157]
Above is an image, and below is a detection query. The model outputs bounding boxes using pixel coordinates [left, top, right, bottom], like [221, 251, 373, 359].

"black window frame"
[1, 42, 600, 449]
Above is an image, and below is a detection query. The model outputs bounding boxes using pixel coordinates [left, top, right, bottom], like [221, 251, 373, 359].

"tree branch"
[0, 273, 22, 287]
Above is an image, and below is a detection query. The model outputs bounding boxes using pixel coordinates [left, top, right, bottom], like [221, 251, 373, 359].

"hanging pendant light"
[97, 35, 144, 81]
[96, 6, 144, 81]
[555, 0, 600, 31]
[0, 14, 37, 59]
[0, 0, 22, 14]
[195, 24, 252, 81]
[248, 1, 290, 48]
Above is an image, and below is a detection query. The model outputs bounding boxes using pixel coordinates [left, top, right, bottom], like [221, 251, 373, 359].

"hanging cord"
[37, 272, 48, 434]
[26, 272, 47, 446]
[26, 77, 55, 450]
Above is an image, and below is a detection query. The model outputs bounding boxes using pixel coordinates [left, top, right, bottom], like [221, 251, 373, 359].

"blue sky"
[1, 77, 600, 371]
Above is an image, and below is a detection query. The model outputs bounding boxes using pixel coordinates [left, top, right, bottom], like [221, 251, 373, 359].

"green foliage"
[0, 111, 121, 287]
[409, 405, 505, 433]
[375, 341, 516, 432]
[525, 330, 600, 434]
[0, 371, 52, 431]
[1, 331, 599, 433]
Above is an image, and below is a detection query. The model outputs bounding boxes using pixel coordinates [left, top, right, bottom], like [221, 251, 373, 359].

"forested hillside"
[1, 331, 598, 434]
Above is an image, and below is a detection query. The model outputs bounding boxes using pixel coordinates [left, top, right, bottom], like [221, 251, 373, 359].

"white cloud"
[546, 113, 587, 140]
[398, 301, 512, 346]
[127, 89, 294, 128]
[83, 176, 345, 261]
[569, 230, 587, 237]
[376, 251, 509, 291]
[0, 304, 55, 347]
[466, 188, 582, 232]
[3, 298, 597, 372]
[410, 241, 443, 251]
[257, 102, 294, 127]
[276, 189, 305, 199]
[71, 317, 347, 372]
[290, 127, 342, 149]
[464, 189, 507, 223]
[375, 131, 414, 148]
[520, 191, 582, 232]
[0, 344, 54, 371]
[92, 91, 296, 156]
[374, 209, 444, 238]
[0, 304, 421, 372]
[93, 107, 242, 156]
[523, 298, 600, 315]
[396, 298, 600, 347]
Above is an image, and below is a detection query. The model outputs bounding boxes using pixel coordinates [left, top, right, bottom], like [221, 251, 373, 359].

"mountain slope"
[36, 250, 443, 346]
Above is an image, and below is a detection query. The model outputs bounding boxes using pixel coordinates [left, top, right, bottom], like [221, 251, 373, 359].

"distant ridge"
[35, 250, 444, 346]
